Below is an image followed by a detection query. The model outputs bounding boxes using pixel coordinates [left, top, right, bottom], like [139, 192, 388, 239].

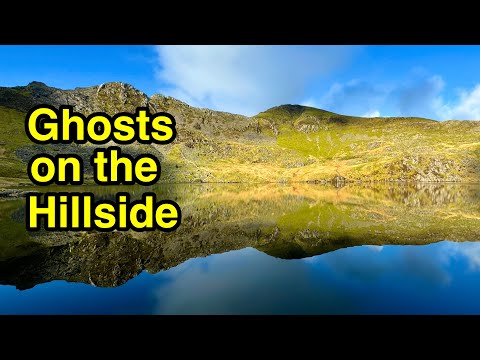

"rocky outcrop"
[0, 81, 150, 115]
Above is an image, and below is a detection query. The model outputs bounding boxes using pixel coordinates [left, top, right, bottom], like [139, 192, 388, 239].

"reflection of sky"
[1, 241, 480, 314]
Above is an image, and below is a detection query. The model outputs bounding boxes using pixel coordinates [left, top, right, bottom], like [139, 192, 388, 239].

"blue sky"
[0, 45, 479, 120]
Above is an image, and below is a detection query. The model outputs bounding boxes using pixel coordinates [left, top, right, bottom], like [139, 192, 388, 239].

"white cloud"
[436, 85, 480, 120]
[304, 70, 480, 121]
[300, 98, 320, 108]
[362, 110, 381, 118]
[154, 49, 480, 121]
[155, 45, 357, 116]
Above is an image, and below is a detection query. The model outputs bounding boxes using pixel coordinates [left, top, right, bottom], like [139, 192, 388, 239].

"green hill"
[0, 81, 479, 186]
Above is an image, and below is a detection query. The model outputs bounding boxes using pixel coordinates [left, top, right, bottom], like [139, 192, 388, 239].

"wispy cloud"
[312, 79, 389, 117]
[306, 70, 480, 120]
[154, 47, 480, 120]
[155, 45, 358, 116]
[362, 110, 381, 117]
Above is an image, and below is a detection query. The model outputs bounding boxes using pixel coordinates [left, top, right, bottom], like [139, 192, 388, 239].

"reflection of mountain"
[0, 183, 479, 290]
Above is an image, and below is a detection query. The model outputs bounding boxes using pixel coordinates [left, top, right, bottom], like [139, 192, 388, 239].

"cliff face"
[0, 81, 479, 184]
[0, 81, 149, 114]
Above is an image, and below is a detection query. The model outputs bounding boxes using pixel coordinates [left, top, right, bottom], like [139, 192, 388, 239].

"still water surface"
[0, 183, 479, 314]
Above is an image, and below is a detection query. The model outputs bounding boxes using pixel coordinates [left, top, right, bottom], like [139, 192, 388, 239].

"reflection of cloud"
[152, 248, 355, 314]
[365, 245, 384, 252]
[312, 242, 454, 286]
[153, 248, 306, 314]
[323, 242, 480, 287]
[442, 242, 480, 271]
[150, 241, 480, 314]
[401, 246, 451, 285]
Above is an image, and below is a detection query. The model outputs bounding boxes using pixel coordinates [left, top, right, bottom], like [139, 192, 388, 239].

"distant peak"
[99, 81, 132, 88]
[257, 104, 325, 118]
[26, 81, 48, 87]
[259, 104, 331, 116]
[267, 104, 308, 113]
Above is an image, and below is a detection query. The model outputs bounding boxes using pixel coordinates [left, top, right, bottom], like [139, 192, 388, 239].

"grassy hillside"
[253, 105, 480, 183]
[0, 82, 479, 185]
[0, 106, 31, 184]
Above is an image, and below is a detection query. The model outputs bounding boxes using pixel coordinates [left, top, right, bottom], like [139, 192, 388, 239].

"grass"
[0, 106, 31, 180]
[155, 104, 480, 183]
[1, 100, 479, 186]
[255, 106, 480, 182]
[0, 105, 164, 185]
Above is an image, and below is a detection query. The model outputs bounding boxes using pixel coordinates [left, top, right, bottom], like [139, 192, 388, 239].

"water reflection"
[0, 183, 479, 313]
[0, 183, 479, 291]
[145, 241, 480, 314]
[0, 241, 480, 314]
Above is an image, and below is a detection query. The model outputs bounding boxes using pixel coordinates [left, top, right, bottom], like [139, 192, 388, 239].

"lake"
[0, 182, 479, 314]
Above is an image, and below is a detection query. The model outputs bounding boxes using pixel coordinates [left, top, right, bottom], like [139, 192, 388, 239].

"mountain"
[0, 81, 479, 186]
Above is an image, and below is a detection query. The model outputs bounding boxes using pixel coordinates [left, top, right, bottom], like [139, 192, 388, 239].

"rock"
[332, 175, 347, 188]
[0, 81, 150, 115]
[367, 141, 383, 150]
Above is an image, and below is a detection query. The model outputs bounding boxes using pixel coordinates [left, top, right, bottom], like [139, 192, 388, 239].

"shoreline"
[2, 179, 479, 200]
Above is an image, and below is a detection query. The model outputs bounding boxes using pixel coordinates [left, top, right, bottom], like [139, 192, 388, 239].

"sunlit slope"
[0, 106, 31, 184]
[1, 82, 479, 184]
[253, 105, 480, 183]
